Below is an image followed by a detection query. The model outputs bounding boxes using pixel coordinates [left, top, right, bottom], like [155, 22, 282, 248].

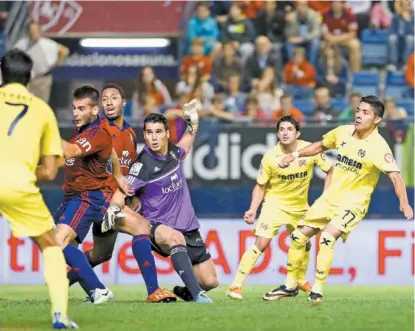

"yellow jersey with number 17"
[0, 83, 62, 193]
[321, 125, 400, 209]
[257, 140, 332, 212]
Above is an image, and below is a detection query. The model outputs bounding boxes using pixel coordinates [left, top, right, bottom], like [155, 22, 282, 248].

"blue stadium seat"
[294, 99, 314, 117]
[396, 100, 414, 116]
[352, 71, 380, 96]
[385, 71, 407, 99]
[331, 98, 348, 111]
[361, 29, 388, 66]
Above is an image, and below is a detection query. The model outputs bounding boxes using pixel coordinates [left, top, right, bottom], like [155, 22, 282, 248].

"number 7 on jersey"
[6, 102, 29, 136]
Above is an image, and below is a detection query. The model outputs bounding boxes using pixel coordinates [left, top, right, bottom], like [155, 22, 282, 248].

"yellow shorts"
[0, 188, 54, 237]
[299, 195, 366, 241]
[255, 200, 307, 239]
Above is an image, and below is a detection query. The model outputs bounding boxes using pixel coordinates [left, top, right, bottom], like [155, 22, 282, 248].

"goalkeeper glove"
[183, 99, 201, 133]
[102, 204, 125, 233]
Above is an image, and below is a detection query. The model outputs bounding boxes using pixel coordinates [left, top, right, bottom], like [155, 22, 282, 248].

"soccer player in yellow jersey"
[266, 95, 414, 305]
[227, 116, 333, 300]
[0, 50, 78, 329]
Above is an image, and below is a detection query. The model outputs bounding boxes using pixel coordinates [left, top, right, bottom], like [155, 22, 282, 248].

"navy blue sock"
[67, 250, 98, 296]
[131, 234, 158, 295]
[63, 245, 105, 292]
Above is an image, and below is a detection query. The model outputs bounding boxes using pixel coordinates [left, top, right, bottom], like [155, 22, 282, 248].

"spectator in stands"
[370, 1, 393, 29]
[339, 91, 361, 123]
[312, 86, 338, 123]
[181, 38, 212, 81]
[284, 0, 321, 67]
[221, 2, 256, 62]
[0, 1, 12, 58]
[308, 1, 331, 15]
[209, 94, 236, 121]
[243, 36, 280, 92]
[176, 64, 214, 109]
[187, 2, 221, 59]
[322, 1, 361, 72]
[346, 1, 371, 36]
[387, 1, 414, 71]
[241, 95, 268, 119]
[14, 21, 69, 103]
[405, 52, 414, 93]
[238, 0, 263, 22]
[271, 93, 304, 124]
[222, 75, 246, 114]
[384, 98, 408, 120]
[255, 0, 286, 55]
[210, 1, 231, 26]
[213, 41, 243, 92]
[317, 44, 348, 97]
[253, 70, 283, 115]
[132, 95, 160, 122]
[164, 93, 189, 143]
[284, 47, 316, 99]
[136, 66, 172, 111]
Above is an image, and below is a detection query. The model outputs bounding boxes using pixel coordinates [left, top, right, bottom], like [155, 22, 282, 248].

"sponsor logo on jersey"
[76, 137, 91, 152]
[336, 153, 362, 173]
[278, 171, 308, 180]
[161, 172, 183, 194]
[119, 150, 133, 168]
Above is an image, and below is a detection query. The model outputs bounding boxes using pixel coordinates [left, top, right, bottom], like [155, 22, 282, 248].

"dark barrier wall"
[44, 123, 415, 218]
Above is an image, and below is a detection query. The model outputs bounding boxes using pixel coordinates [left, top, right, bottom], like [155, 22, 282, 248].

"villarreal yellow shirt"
[0, 84, 62, 193]
[321, 125, 400, 209]
[257, 140, 332, 211]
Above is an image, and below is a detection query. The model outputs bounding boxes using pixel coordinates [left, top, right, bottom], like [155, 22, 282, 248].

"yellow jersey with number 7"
[321, 125, 400, 209]
[0, 83, 62, 193]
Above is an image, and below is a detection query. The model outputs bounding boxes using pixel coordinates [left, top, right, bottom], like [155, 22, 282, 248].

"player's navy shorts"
[149, 222, 211, 265]
[54, 190, 112, 243]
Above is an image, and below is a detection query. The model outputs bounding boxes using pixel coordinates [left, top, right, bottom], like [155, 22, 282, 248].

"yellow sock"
[312, 232, 336, 295]
[285, 230, 309, 289]
[297, 250, 310, 286]
[231, 245, 262, 287]
[43, 246, 69, 319]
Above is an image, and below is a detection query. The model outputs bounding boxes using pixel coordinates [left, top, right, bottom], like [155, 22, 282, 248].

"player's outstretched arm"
[244, 183, 266, 225]
[280, 141, 326, 168]
[388, 172, 414, 220]
[61, 139, 83, 158]
[36, 155, 61, 181]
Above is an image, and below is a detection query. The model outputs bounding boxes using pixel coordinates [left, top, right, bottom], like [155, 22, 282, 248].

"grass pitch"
[0, 285, 413, 331]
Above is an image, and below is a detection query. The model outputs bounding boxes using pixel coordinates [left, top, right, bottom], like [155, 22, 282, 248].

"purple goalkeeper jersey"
[125, 142, 199, 232]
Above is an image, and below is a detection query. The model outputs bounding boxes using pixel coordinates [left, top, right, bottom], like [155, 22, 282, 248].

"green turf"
[0, 285, 413, 331]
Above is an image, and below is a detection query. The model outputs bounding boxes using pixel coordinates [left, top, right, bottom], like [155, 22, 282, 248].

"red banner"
[31, 1, 187, 37]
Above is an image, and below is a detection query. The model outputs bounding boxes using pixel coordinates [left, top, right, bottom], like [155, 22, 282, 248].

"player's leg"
[0, 190, 77, 328]
[152, 224, 211, 303]
[54, 197, 110, 302]
[310, 207, 364, 305]
[228, 235, 271, 299]
[287, 223, 313, 293]
[32, 230, 78, 329]
[173, 230, 218, 301]
[114, 206, 176, 302]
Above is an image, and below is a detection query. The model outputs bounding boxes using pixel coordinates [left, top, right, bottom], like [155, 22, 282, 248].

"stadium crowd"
[130, 0, 414, 141]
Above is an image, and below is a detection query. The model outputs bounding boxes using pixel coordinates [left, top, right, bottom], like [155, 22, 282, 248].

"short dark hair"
[360, 95, 384, 118]
[276, 116, 300, 132]
[144, 113, 168, 131]
[196, 2, 210, 10]
[73, 85, 100, 106]
[1, 49, 33, 86]
[101, 83, 126, 100]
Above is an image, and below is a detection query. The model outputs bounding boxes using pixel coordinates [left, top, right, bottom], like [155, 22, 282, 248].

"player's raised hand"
[183, 99, 201, 133]
[102, 204, 125, 232]
[279, 154, 295, 168]
[400, 202, 414, 220]
[244, 209, 256, 224]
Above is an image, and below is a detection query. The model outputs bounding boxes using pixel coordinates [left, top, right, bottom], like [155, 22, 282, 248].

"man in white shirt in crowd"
[14, 21, 69, 103]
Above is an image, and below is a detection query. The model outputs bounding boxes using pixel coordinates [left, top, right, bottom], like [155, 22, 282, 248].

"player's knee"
[88, 249, 113, 265]
[169, 231, 186, 247]
[254, 238, 270, 252]
[128, 214, 150, 236]
[290, 229, 309, 248]
[202, 275, 219, 291]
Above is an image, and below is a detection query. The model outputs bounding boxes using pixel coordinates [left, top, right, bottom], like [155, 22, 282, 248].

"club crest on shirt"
[320, 152, 327, 160]
[384, 153, 394, 163]
[357, 149, 366, 158]
[298, 159, 307, 167]
[129, 162, 143, 176]
[65, 158, 75, 166]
